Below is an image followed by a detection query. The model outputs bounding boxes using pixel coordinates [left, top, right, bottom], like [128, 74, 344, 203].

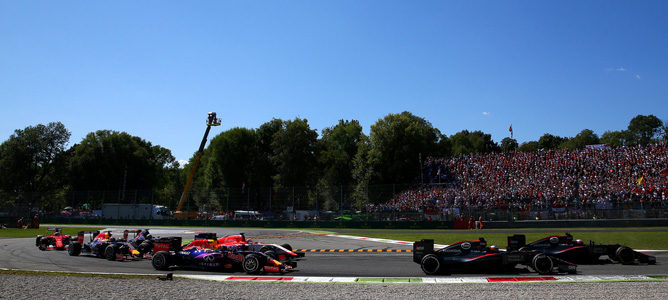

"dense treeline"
[0, 113, 665, 213]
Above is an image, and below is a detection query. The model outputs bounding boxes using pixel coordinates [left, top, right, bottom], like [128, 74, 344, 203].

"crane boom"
[175, 112, 221, 217]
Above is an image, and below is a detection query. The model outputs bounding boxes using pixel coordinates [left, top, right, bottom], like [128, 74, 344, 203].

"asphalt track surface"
[1, 227, 667, 278]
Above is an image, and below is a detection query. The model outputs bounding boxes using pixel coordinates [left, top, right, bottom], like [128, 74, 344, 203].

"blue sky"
[1, 1, 667, 163]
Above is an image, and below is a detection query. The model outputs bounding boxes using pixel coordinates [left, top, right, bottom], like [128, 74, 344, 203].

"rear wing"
[413, 239, 435, 263]
[507, 234, 526, 251]
[154, 236, 182, 252]
[77, 230, 101, 243]
[47, 227, 62, 232]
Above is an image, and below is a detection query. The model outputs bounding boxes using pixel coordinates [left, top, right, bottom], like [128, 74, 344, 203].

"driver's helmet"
[489, 245, 498, 252]
[54, 232, 61, 236]
[141, 229, 150, 237]
[575, 239, 584, 245]
[105, 232, 112, 239]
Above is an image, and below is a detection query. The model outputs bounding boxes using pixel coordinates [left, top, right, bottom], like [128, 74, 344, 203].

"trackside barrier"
[39, 217, 668, 229]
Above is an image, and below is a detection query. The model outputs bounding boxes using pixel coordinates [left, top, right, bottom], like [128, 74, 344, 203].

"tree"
[538, 133, 565, 150]
[68, 130, 175, 192]
[600, 130, 631, 147]
[627, 114, 662, 145]
[319, 120, 364, 187]
[449, 130, 500, 156]
[270, 118, 319, 188]
[209, 127, 259, 189]
[518, 141, 540, 152]
[560, 129, 599, 149]
[0, 122, 70, 194]
[500, 137, 519, 152]
[368, 112, 441, 184]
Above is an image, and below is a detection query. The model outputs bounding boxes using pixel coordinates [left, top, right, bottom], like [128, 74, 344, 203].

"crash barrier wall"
[29, 217, 668, 229]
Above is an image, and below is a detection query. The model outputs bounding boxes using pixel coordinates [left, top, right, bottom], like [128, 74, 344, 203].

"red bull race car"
[507, 233, 656, 265]
[35, 228, 72, 251]
[413, 238, 577, 275]
[151, 236, 292, 274]
[68, 230, 141, 261]
[183, 233, 304, 268]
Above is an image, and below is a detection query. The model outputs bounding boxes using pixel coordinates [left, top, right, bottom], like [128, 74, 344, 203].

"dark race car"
[35, 228, 72, 251]
[122, 229, 154, 257]
[189, 233, 304, 267]
[151, 236, 292, 274]
[68, 230, 141, 261]
[413, 238, 576, 275]
[507, 233, 656, 265]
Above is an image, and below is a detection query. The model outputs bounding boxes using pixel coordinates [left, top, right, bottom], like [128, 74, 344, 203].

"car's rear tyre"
[35, 236, 43, 247]
[105, 245, 117, 261]
[420, 254, 441, 275]
[152, 251, 171, 270]
[68, 242, 81, 256]
[281, 244, 293, 251]
[615, 246, 634, 265]
[138, 241, 152, 255]
[532, 254, 554, 275]
[243, 254, 263, 274]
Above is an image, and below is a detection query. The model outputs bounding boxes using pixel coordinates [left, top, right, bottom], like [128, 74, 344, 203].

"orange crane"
[173, 112, 221, 219]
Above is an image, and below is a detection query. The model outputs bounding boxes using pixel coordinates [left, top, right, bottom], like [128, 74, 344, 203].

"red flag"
[661, 167, 668, 177]
[509, 124, 513, 139]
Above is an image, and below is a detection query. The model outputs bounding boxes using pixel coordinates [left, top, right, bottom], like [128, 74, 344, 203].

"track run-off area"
[1, 226, 668, 283]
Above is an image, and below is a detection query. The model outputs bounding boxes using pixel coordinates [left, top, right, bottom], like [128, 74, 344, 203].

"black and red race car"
[151, 236, 293, 274]
[35, 228, 72, 251]
[413, 238, 577, 275]
[68, 230, 141, 261]
[507, 233, 656, 265]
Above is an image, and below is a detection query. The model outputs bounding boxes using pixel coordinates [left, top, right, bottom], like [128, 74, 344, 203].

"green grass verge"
[333, 230, 668, 250]
[0, 227, 104, 238]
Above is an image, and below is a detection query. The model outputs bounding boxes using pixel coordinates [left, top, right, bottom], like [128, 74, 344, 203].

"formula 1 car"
[507, 233, 656, 265]
[413, 238, 576, 275]
[122, 229, 154, 257]
[68, 230, 141, 261]
[184, 233, 304, 268]
[150, 236, 292, 274]
[35, 228, 72, 251]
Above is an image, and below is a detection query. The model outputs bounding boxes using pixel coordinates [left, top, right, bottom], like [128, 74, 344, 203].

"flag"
[636, 176, 644, 185]
[509, 124, 513, 139]
[661, 167, 668, 177]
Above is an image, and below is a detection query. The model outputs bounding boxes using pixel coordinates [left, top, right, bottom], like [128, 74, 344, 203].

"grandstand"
[367, 144, 668, 221]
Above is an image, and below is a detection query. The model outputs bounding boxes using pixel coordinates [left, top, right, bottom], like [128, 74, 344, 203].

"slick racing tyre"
[39, 238, 50, 251]
[68, 242, 82, 256]
[105, 245, 117, 261]
[280, 244, 293, 251]
[35, 236, 43, 247]
[243, 254, 263, 274]
[420, 254, 442, 275]
[152, 251, 171, 271]
[532, 254, 554, 275]
[614, 246, 634, 265]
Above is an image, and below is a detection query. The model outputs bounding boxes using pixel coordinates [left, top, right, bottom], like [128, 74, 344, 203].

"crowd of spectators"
[366, 144, 668, 215]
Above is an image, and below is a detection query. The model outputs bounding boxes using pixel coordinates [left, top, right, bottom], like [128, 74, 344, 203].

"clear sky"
[2, 1, 667, 163]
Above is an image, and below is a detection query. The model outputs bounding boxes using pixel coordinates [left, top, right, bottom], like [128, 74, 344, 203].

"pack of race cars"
[36, 228, 305, 275]
[413, 233, 656, 275]
[34, 228, 656, 276]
